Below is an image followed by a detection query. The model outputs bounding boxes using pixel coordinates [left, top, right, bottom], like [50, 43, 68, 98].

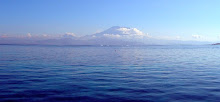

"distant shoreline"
[212, 43, 220, 45]
[0, 44, 211, 47]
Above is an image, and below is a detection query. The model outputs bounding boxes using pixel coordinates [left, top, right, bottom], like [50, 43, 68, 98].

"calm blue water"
[1, 45, 220, 102]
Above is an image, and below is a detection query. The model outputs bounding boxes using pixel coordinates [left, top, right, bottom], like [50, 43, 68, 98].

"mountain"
[212, 43, 220, 45]
[79, 26, 147, 45]
[93, 26, 146, 37]
[83, 26, 148, 40]
[35, 26, 147, 45]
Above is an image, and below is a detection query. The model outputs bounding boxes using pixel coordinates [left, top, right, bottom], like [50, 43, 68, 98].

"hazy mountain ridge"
[0, 26, 212, 45]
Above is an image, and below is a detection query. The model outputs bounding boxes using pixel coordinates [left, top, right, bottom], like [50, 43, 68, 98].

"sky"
[1, 0, 220, 41]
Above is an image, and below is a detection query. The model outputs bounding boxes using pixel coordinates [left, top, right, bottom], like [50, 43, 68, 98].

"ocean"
[1, 45, 220, 102]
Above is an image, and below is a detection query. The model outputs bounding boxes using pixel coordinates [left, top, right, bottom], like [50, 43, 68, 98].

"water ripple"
[1, 45, 220, 101]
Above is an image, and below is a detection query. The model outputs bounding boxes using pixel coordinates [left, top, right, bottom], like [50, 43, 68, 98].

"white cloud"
[192, 34, 201, 39]
[176, 36, 181, 39]
[117, 27, 145, 36]
[43, 34, 48, 37]
[27, 33, 32, 37]
[103, 34, 121, 38]
[63, 32, 78, 38]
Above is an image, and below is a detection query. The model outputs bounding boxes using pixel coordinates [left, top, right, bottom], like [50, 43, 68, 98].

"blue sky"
[1, 0, 220, 41]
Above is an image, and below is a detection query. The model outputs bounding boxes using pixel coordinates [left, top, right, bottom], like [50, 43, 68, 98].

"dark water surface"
[1, 45, 220, 102]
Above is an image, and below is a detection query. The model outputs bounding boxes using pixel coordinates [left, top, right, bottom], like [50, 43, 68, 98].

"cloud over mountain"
[63, 32, 78, 38]
[90, 26, 150, 39]
[192, 34, 201, 39]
